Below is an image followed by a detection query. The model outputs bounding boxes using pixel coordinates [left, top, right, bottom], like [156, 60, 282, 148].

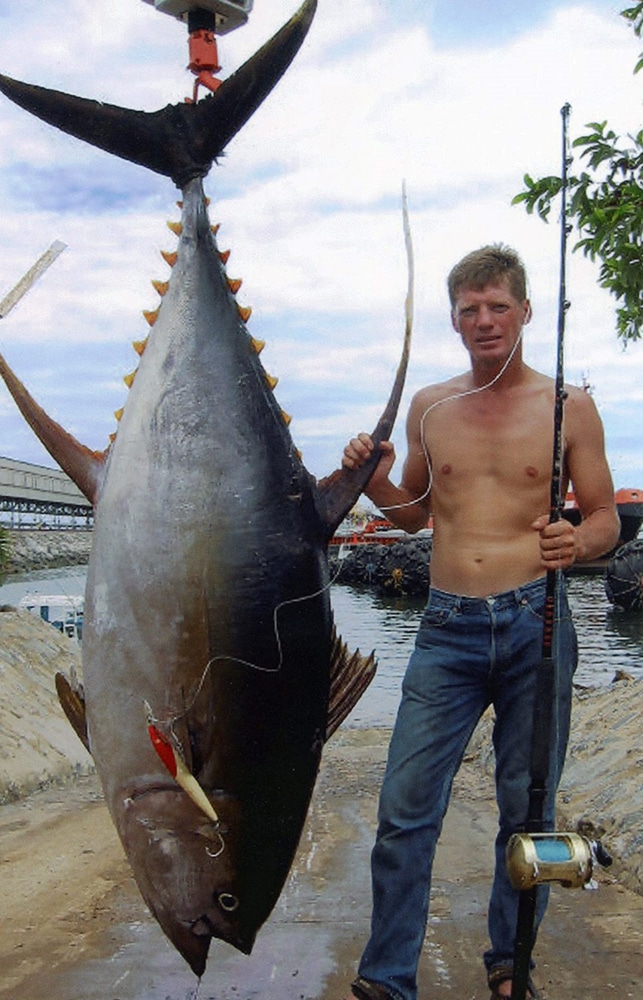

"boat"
[329, 516, 432, 553]
[18, 593, 84, 642]
[563, 488, 643, 545]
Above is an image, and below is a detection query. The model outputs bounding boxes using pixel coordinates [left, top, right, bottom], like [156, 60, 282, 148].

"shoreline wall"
[2, 529, 92, 575]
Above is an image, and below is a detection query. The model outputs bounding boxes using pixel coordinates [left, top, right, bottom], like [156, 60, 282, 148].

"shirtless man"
[341, 245, 620, 1000]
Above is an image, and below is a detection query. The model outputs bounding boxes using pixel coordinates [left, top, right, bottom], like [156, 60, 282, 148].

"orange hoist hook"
[186, 9, 222, 103]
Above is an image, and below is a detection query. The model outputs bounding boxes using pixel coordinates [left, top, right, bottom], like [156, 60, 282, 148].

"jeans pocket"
[418, 598, 457, 631]
[518, 593, 546, 623]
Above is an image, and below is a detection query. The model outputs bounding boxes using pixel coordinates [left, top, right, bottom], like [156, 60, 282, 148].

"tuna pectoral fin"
[326, 627, 376, 740]
[315, 188, 414, 536]
[0, 352, 104, 504]
[55, 671, 90, 754]
[0, 0, 317, 187]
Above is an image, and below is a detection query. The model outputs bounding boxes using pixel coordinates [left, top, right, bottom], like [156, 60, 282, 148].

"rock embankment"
[3, 529, 92, 574]
[466, 677, 643, 897]
[332, 537, 432, 596]
[0, 609, 92, 802]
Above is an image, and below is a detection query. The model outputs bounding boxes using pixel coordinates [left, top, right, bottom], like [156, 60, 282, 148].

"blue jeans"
[357, 575, 578, 1000]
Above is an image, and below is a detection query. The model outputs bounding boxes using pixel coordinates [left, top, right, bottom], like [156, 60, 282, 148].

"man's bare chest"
[425, 403, 555, 493]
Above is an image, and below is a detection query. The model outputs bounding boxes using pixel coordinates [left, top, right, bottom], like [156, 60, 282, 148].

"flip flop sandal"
[488, 964, 543, 999]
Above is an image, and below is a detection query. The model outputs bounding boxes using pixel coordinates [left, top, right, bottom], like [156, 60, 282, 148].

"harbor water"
[1, 568, 642, 728]
[331, 576, 643, 727]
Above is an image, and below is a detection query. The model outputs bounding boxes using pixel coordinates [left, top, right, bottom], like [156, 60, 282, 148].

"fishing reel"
[506, 832, 613, 890]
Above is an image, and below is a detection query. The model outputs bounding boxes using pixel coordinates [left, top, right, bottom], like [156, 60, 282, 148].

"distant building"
[0, 456, 93, 528]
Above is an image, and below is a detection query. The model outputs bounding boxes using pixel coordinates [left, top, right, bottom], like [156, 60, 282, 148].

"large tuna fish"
[0, 0, 412, 976]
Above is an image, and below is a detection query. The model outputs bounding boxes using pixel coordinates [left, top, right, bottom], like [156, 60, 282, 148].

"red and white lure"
[147, 719, 220, 826]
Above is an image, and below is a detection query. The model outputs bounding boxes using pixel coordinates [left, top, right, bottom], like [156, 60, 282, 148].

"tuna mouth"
[191, 912, 255, 956]
[125, 779, 184, 802]
[167, 911, 255, 976]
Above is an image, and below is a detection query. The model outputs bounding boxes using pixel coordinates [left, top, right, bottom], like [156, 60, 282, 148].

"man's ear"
[524, 300, 533, 324]
[451, 309, 460, 333]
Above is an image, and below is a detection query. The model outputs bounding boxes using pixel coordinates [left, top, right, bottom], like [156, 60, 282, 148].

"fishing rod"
[510, 102, 572, 1000]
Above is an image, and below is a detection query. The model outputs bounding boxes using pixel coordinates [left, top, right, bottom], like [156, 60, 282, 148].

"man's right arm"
[342, 392, 433, 534]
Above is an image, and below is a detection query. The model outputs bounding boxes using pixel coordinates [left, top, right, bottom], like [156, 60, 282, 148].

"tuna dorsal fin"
[0, 0, 317, 189]
[315, 189, 414, 537]
[326, 625, 377, 740]
[55, 670, 91, 754]
[0, 351, 104, 504]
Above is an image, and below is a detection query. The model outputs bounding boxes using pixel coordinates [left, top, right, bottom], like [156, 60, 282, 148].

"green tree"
[512, 3, 643, 343]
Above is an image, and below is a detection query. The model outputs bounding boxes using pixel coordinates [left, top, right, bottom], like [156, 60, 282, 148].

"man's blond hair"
[447, 244, 527, 307]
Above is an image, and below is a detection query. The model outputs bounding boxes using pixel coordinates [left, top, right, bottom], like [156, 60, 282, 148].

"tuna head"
[114, 784, 247, 976]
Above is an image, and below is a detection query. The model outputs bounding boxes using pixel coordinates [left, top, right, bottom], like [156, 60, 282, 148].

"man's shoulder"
[562, 382, 601, 427]
[411, 374, 469, 408]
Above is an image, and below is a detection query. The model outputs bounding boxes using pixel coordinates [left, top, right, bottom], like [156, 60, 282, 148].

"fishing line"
[144, 564, 345, 841]
[146, 559, 345, 741]
[378, 322, 526, 514]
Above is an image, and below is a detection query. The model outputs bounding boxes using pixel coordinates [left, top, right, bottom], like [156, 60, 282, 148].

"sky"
[0, 0, 642, 495]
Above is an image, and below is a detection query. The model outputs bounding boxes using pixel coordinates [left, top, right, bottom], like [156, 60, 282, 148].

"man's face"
[451, 277, 531, 364]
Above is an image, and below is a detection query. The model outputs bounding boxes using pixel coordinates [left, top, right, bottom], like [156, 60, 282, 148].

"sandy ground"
[0, 726, 642, 1000]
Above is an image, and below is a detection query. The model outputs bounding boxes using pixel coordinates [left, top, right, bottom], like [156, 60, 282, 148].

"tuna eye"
[218, 892, 239, 913]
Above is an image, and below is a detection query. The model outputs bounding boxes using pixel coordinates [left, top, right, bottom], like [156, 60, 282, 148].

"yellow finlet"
[211, 223, 220, 236]
[132, 338, 148, 357]
[143, 308, 160, 327]
[161, 250, 178, 268]
[281, 410, 292, 426]
[219, 249, 231, 265]
[124, 370, 137, 389]
[114, 407, 124, 422]
[109, 431, 117, 444]
[167, 221, 183, 237]
[227, 277, 243, 294]
[265, 373, 279, 391]
[251, 337, 265, 355]
[152, 280, 169, 297]
[238, 305, 253, 323]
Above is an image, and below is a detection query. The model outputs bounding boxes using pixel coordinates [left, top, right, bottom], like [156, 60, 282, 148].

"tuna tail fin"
[315, 188, 414, 537]
[0, 0, 317, 188]
[0, 351, 105, 504]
